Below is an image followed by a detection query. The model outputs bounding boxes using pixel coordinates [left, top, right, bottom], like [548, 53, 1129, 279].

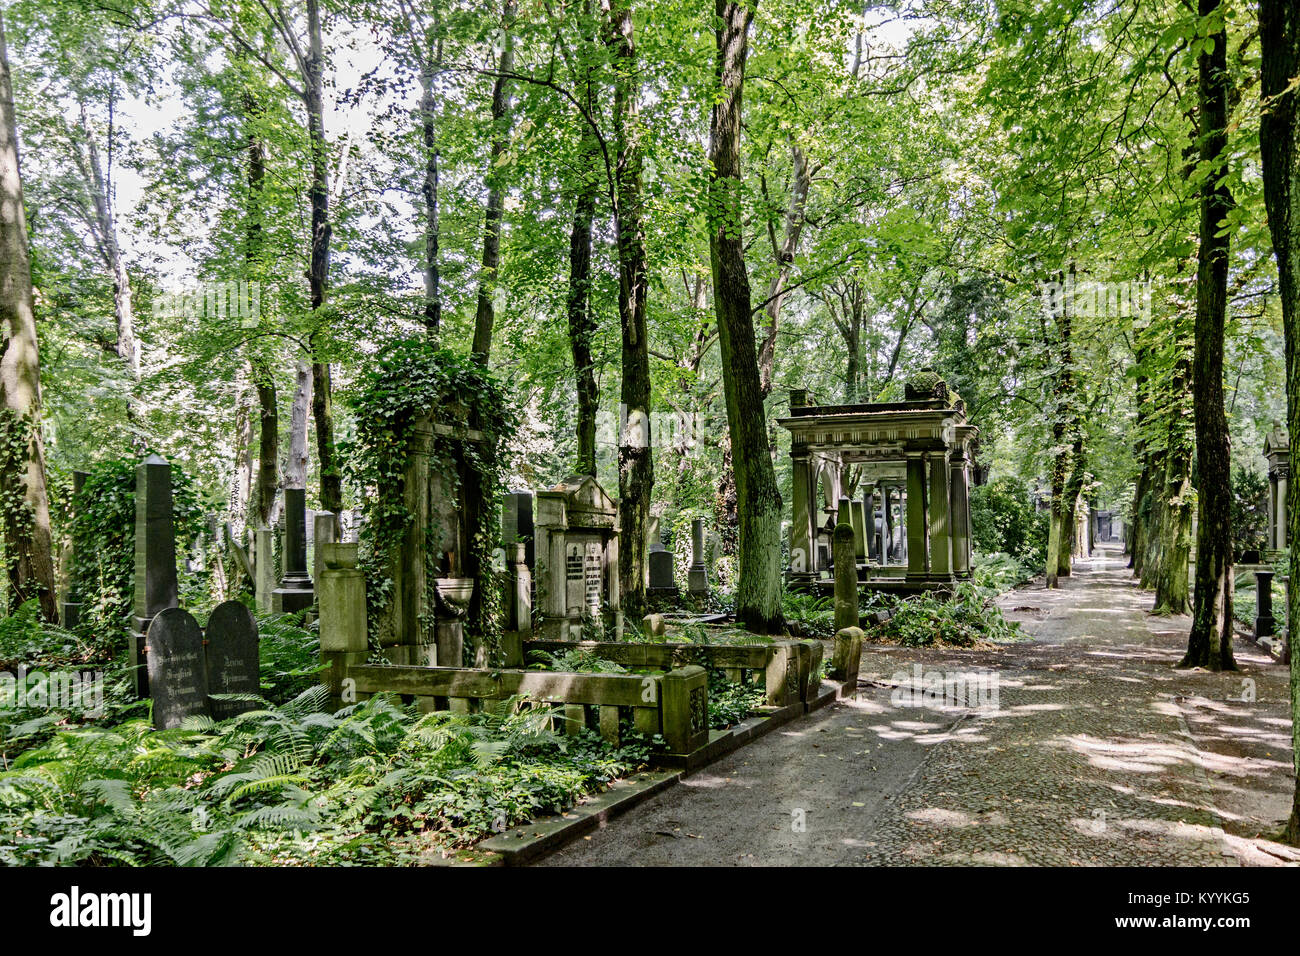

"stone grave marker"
[205, 600, 261, 719]
[131, 455, 180, 697]
[146, 607, 209, 730]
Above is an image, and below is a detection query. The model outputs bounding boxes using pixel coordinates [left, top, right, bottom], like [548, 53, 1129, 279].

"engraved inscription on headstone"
[205, 601, 261, 720]
[146, 607, 210, 730]
[584, 541, 602, 613]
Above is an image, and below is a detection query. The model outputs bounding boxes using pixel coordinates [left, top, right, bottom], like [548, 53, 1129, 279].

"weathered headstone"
[687, 518, 709, 595]
[253, 526, 276, 613]
[648, 521, 676, 597]
[312, 510, 337, 588]
[272, 487, 314, 614]
[833, 522, 859, 631]
[643, 612, 666, 638]
[1255, 570, 1276, 642]
[318, 542, 368, 704]
[61, 470, 89, 629]
[831, 626, 864, 688]
[205, 600, 261, 720]
[131, 455, 180, 698]
[146, 607, 209, 729]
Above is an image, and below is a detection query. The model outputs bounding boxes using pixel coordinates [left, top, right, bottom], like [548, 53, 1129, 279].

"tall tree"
[709, 0, 783, 632]
[606, 0, 652, 615]
[0, 11, 57, 620]
[1182, 0, 1236, 671]
[470, 0, 517, 363]
[1258, 0, 1300, 841]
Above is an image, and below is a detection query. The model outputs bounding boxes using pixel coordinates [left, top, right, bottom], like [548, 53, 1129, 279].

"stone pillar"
[1268, 474, 1279, 551]
[882, 485, 895, 564]
[831, 626, 863, 687]
[272, 487, 314, 614]
[254, 526, 276, 613]
[661, 665, 709, 756]
[131, 455, 179, 698]
[312, 511, 337, 590]
[928, 452, 952, 579]
[949, 452, 971, 577]
[790, 454, 814, 576]
[833, 522, 858, 631]
[1255, 570, 1276, 641]
[61, 470, 88, 629]
[905, 456, 928, 580]
[318, 542, 368, 707]
[688, 518, 709, 594]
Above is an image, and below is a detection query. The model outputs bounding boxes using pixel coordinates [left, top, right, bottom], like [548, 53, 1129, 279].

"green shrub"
[876, 583, 1024, 647]
[970, 476, 1048, 567]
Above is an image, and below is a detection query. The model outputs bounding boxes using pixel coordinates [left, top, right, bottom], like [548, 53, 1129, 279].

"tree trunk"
[420, 69, 441, 335]
[567, 34, 600, 478]
[470, 0, 517, 364]
[287, 358, 311, 490]
[1258, 0, 1300, 840]
[606, 0, 652, 616]
[304, 0, 341, 514]
[757, 143, 810, 397]
[0, 12, 57, 620]
[708, 0, 783, 633]
[1183, 0, 1236, 671]
[244, 85, 279, 527]
[1045, 285, 1074, 589]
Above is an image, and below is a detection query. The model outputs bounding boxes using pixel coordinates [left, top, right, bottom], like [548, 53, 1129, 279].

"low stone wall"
[345, 662, 709, 756]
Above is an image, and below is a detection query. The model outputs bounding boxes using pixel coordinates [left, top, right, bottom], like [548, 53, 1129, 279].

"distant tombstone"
[131, 455, 180, 698]
[254, 526, 276, 613]
[313, 511, 337, 587]
[649, 548, 677, 594]
[205, 601, 261, 720]
[61, 470, 89, 629]
[146, 607, 209, 730]
[502, 491, 535, 569]
[688, 518, 709, 595]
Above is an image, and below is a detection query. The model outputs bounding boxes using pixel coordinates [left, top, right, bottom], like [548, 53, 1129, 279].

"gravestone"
[534, 475, 620, 638]
[146, 607, 209, 729]
[833, 522, 859, 631]
[205, 600, 261, 720]
[61, 470, 89, 629]
[687, 518, 709, 595]
[131, 455, 180, 698]
[253, 526, 276, 613]
[272, 488, 314, 613]
[313, 510, 337, 587]
[647, 521, 678, 598]
[1255, 570, 1276, 642]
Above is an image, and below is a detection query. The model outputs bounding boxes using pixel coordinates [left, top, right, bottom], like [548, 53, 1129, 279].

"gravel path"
[539, 547, 1297, 866]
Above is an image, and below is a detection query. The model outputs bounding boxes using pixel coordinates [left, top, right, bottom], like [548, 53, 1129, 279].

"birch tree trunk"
[0, 12, 57, 620]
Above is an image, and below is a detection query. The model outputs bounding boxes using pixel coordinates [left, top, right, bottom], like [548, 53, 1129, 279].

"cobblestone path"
[540, 547, 1297, 866]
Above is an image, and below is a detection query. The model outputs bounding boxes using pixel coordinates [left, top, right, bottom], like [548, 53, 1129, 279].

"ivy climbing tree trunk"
[1258, 0, 1300, 841]
[606, 0, 652, 616]
[0, 12, 57, 620]
[1183, 0, 1235, 671]
[470, 0, 517, 365]
[709, 0, 784, 633]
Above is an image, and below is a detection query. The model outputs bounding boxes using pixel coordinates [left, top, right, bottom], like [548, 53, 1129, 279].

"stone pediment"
[546, 475, 618, 522]
[1264, 422, 1289, 458]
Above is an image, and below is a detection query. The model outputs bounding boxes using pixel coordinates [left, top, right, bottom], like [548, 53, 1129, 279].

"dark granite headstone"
[61, 470, 89, 629]
[205, 600, 261, 719]
[131, 455, 180, 697]
[272, 487, 314, 613]
[1255, 570, 1277, 641]
[146, 607, 209, 729]
[649, 549, 677, 592]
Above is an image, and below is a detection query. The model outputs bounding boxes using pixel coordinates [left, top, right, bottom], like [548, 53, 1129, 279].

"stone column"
[928, 452, 952, 579]
[905, 454, 928, 580]
[131, 455, 179, 698]
[790, 454, 813, 577]
[860, 487, 875, 563]
[949, 452, 971, 577]
[882, 485, 895, 564]
[1268, 473, 1279, 551]
[272, 487, 314, 615]
[688, 518, 709, 594]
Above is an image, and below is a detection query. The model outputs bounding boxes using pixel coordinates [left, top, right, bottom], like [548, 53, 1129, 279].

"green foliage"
[970, 476, 1049, 567]
[706, 670, 765, 730]
[1230, 467, 1268, 555]
[781, 591, 835, 639]
[525, 647, 628, 674]
[66, 458, 206, 644]
[971, 551, 1038, 593]
[875, 584, 1025, 648]
[0, 687, 650, 865]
